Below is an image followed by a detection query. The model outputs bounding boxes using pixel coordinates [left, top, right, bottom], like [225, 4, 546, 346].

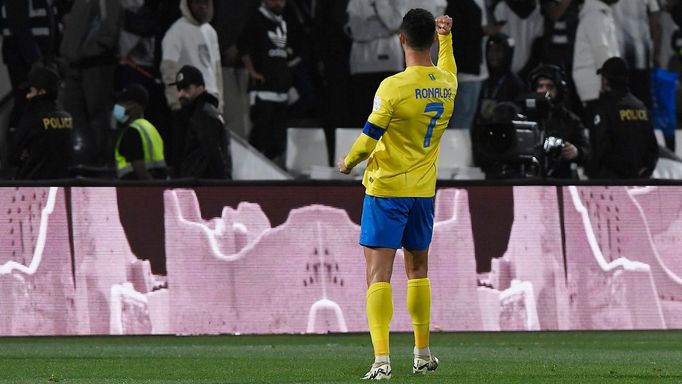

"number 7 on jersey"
[423, 102, 444, 148]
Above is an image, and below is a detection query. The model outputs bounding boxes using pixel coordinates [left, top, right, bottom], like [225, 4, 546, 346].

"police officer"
[529, 64, 590, 179]
[12, 66, 73, 179]
[113, 84, 167, 180]
[0, 0, 63, 133]
[590, 57, 659, 178]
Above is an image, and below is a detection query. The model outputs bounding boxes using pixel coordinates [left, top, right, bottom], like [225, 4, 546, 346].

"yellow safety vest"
[115, 118, 166, 178]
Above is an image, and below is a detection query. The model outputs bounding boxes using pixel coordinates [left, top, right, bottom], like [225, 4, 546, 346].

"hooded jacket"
[572, 0, 620, 102]
[161, 0, 223, 110]
[477, 33, 524, 123]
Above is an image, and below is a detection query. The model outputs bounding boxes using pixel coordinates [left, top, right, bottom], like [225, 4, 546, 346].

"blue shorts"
[360, 195, 435, 250]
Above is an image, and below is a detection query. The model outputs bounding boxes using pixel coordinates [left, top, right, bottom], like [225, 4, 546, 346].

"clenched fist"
[436, 15, 452, 36]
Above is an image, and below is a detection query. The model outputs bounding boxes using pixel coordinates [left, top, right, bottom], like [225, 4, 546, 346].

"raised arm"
[436, 15, 457, 77]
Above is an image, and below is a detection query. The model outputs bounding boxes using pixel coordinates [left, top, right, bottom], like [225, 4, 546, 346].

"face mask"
[113, 104, 129, 123]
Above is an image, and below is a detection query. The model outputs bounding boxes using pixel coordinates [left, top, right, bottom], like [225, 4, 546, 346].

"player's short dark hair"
[400, 8, 436, 51]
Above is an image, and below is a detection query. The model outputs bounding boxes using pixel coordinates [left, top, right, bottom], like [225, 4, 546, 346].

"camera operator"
[477, 102, 540, 179]
[528, 64, 589, 179]
[590, 57, 659, 178]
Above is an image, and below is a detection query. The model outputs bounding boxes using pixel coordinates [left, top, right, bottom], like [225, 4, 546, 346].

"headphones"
[528, 64, 567, 103]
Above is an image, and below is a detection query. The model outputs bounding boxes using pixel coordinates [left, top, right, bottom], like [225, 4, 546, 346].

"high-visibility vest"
[115, 118, 166, 178]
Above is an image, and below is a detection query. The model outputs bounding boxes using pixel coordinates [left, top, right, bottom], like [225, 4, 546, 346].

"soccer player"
[337, 9, 457, 380]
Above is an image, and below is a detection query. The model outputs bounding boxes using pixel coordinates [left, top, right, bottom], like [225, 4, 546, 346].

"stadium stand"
[231, 134, 291, 180]
[285, 127, 329, 177]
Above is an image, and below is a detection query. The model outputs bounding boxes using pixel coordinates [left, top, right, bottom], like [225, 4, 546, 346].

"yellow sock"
[366, 282, 393, 357]
[407, 278, 431, 349]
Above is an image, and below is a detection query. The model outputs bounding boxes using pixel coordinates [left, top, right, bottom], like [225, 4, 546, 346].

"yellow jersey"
[345, 33, 458, 198]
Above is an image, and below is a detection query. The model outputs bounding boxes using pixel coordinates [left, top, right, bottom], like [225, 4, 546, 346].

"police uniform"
[12, 67, 73, 179]
[591, 89, 659, 178]
[590, 57, 659, 178]
[0, 0, 62, 129]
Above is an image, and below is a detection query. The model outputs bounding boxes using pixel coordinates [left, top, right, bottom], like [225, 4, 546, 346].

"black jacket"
[12, 96, 72, 179]
[477, 33, 525, 124]
[0, 0, 65, 66]
[447, 0, 486, 75]
[591, 89, 659, 178]
[543, 105, 590, 179]
[238, 5, 292, 93]
[213, 0, 259, 66]
[180, 92, 232, 179]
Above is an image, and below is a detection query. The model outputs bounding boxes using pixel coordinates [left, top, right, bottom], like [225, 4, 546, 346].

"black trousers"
[249, 98, 288, 161]
[61, 64, 116, 166]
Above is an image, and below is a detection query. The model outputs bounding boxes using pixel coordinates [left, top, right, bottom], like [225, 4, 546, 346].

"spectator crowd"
[0, 0, 680, 180]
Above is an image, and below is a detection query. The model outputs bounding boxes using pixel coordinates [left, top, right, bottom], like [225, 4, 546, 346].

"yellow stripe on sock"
[407, 278, 431, 349]
[366, 282, 393, 356]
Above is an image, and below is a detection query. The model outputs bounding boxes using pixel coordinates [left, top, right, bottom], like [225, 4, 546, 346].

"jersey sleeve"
[366, 78, 396, 129]
[437, 33, 457, 77]
[344, 133, 379, 169]
[345, 79, 396, 169]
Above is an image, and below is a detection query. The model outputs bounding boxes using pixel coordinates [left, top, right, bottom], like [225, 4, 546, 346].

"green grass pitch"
[1, 331, 681, 383]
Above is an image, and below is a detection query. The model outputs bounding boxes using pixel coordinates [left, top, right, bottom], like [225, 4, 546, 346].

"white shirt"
[162, 17, 222, 99]
[611, 0, 660, 70]
[494, 0, 544, 74]
[572, 0, 620, 102]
